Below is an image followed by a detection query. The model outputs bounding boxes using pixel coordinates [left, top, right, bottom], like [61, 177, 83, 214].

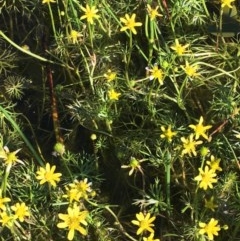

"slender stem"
[1, 165, 11, 196]
[47, 2, 57, 41]
[127, 31, 133, 68]
[201, 0, 210, 17]
[88, 22, 94, 48]
[0, 31, 55, 63]
[61, 156, 73, 180]
[104, 206, 138, 241]
[0, 105, 44, 166]
[166, 151, 171, 207]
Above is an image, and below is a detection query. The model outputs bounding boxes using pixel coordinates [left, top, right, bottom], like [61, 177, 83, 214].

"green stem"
[145, 14, 153, 63]
[127, 31, 133, 67]
[219, 8, 223, 38]
[1, 166, 11, 196]
[47, 2, 57, 41]
[166, 151, 171, 208]
[169, 72, 190, 121]
[88, 22, 94, 48]
[0, 31, 55, 63]
[0, 105, 44, 166]
[61, 156, 73, 180]
[201, 0, 210, 17]
[104, 206, 138, 241]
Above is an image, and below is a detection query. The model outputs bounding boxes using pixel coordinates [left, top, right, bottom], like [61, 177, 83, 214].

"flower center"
[127, 19, 135, 28]
[68, 217, 80, 229]
[44, 172, 52, 181]
[140, 220, 149, 229]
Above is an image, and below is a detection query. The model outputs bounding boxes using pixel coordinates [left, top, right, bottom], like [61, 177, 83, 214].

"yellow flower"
[80, 5, 100, 24]
[11, 202, 30, 222]
[0, 211, 13, 227]
[221, 0, 235, 8]
[36, 163, 62, 187]
[189, 116, 212, 140]
[148, 65, 164, 85]
[63, 179, 94, 203]
[199, 218, 221, 240]
[121, 157, 144, 176]
[63, 186, 79, 203]
[104, 69, 117, 82]
[131, 212, 156, 235]
[160, 125, 177, 142]
[147, 4, 162, 21]
[204, 197, 218, 212]
[108, 89, 121, 101]
[206, 155, 222, 172]
[42, 0, 55, 4]
[70, 178, 92, 199]
[143, 233, 160, 241]
[170, 39, 189, 55]
[120, 13, 142, 35]
[194, 166, 217, 190]
[69, 30, 81, 44]
[57, 205, 88, 240]
[181, 134, 203, 157]
[0, 146, 23, 167]
[181, 61, 199, 78]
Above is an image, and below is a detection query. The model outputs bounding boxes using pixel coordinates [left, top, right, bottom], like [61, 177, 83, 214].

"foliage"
[0, 0, 240, 240]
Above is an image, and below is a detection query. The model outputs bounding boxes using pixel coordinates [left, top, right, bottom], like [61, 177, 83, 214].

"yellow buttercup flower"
[69, 30, 81, 44]
[120, 13, 142, 35]
[63, 186, 79, 203]
[170, 39, 189, 55]
[11, 202, 30, 222]
[181, 61, 199, 78]
[0, 211, 13, 227]
[108, 89, 121, 101]
[206, 155, 222, 172]
[36, 163, 62, 187]
[131, 212, 156, 235]
[199, 218, 221, 240]
[68, 178, 93, 200]
[42, 0, 55, 4]
[181, 134, 203, 157]
[221, 0, 235, 8]
[148, 65, 164, 85]
[0, 146, 23, 166]
[160, 125, 177, 142]
[189, 116, 212, 140]
[57, 205, 88, 240]
[104, 69, 117, 82]
[194, 166, 217, 190]
[147, 4, 162, 21]
[80, 5, 100, 24]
